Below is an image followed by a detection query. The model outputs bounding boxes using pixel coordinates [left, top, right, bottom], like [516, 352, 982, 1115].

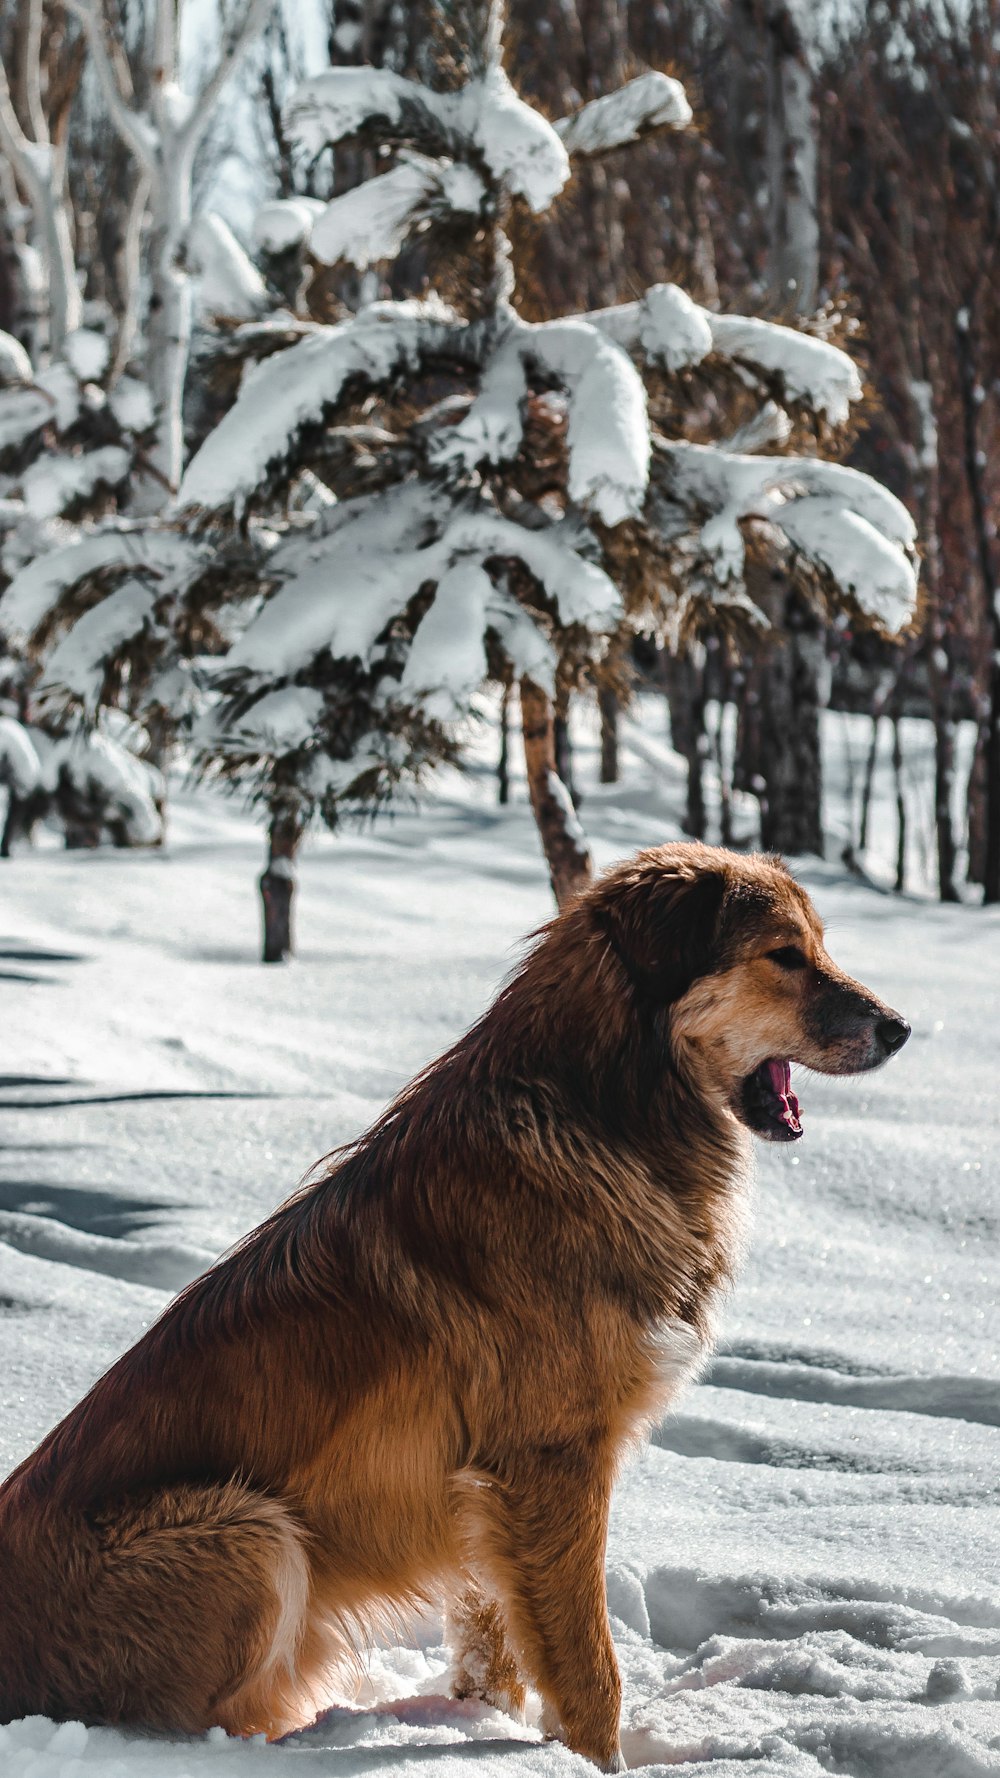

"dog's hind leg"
[10, 1481, 316, 1736]
[461, 1457, 623, 1772]
[447, 1576, 525, 1719]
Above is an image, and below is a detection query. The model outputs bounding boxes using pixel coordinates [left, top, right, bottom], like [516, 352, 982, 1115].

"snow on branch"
[178, 300, 474, 514]
[428, 330, 529, 475]
[253, 197, 326, 256]
[20, 446, 131, 521]
[429, 312, 649, 524]
[526, 319, 648, 523]
[309, 156, 486, 269]
[0, 384, 60, 456]
[217, 684, 326, 753]
[226, 481, 448, 677]
[0, 715, 42, 798]
[0, 354, 89, 457]
[484, 582, 557, 692]
[285, 68, 426, 155]
[59, 728, 163, 845]
[223, 475, 618, 693]
[39, 579, 158, 712]
[0, 331, 32, 386]
[188, 214, 268, 321]
[589, 283, 863, 425]
[285, 64, 569, 213]
[0, 527, 204, 646]
[554, 72, 692, 157]
[652, 440, 918, 632]
[708, 313, 863, 426]
[465, 66, 569, 210]
[400, 560, 491, 719]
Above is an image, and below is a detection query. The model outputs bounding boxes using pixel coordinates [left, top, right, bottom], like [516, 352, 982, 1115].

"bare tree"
[0, 6, 82, 354]
[69, 0, 275, 504]
[825, 0, 1000, 899]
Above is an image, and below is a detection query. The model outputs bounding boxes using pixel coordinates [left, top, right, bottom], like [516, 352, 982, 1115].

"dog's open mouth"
[740, 1059, 803, 1142]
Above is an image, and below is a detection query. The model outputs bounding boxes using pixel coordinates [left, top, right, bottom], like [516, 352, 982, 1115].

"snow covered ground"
[2, 704, 998, 1776]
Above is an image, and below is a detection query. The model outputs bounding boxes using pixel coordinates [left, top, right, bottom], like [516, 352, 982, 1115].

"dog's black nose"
[877, 1016, 910, 1055]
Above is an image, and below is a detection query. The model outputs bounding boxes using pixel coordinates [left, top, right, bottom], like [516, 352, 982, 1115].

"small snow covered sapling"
[174, 0, 917, 948]
[0, 326, 168, 852]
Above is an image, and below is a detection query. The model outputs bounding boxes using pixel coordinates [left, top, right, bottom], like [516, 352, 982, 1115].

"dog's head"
[590, 842, 909, 1142]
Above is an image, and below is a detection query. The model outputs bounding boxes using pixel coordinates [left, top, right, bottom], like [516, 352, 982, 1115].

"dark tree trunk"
[744, 2, 825, 857]
[891, 716, 906, 893]
[956, 311, 1000, 902]
[712, 700, 734, 848]
[598, 686, 619, 785]
[520, 677, 593, 909]
[142, 709, 172, 847]
[966, 709, 988, 887]
[931, 683, 959, 903]
[1, 788, 48, 857]
[56, 776, 105, 850]
[497, 684, 511, 806]
[755, 590, 825, 857]
[553, 687, 580, 810]
[858, 714, 881, 856]
[663, 652, 707, 840]
[259, 810, 303, 964]
[758, 0, 820, 317]
[979, 661, 1000, 904]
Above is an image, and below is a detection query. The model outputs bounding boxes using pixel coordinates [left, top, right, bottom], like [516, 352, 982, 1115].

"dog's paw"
[597, 1751, 627, 1774]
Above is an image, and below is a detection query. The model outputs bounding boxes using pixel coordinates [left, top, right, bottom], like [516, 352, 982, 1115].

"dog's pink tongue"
[768, 1059, 802, 1133]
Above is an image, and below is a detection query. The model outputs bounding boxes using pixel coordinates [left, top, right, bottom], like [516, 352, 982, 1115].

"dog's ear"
[595, 863, 727, 1007]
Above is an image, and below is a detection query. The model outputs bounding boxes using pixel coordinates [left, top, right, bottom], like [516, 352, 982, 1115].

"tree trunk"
[761, 1, 819, 315]
[0, 74, 81, 355]
[598, 686, 619, 784]
[891, 716, 906, 893]
[712, 698, 733, 848]
[966, 708, 988, 888]
[741, 3, 825, 853]
[259, 811, 303, 963]
[140, 147, 194, 508]
[857, 713, 881, 856]
[663, 651, 707, 840]
[955, 309, 1000, 902]
[755, 593, 825, 857]
[553, 688, 580, 810]
[520, 677, 593, 909]
[497, 683, 510, 805]
[927, 650, 959, 902]
[1, 787, 47, 856]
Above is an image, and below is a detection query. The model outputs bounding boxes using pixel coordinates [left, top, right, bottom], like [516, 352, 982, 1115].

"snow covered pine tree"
[7, 0, 919, 957]
[179, 1, 917, 936]
[0, 326, 163, 851]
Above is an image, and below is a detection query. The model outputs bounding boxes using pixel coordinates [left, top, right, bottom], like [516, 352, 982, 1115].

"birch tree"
[0, 6, 82, 356]
[67, 0, 274, 506]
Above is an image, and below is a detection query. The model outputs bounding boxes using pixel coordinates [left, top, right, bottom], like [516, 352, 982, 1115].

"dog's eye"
[768, 946, 808, 970]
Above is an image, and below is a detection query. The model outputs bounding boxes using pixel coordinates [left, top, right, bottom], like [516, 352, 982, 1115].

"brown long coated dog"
[0, 843, 909, 1768]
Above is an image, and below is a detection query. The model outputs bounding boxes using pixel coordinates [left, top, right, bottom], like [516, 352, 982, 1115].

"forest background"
[0, 0, 997, 956]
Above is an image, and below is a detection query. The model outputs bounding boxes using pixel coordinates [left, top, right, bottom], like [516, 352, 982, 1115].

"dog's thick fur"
[0, 844, 908, 1767]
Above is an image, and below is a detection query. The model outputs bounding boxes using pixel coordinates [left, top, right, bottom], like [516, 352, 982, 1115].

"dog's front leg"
[472, 1454, 624, 1773]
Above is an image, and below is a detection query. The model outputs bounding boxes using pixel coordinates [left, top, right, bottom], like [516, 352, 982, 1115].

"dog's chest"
[640, 1315, 707, 1418]
[629, 1144, 754, 1425]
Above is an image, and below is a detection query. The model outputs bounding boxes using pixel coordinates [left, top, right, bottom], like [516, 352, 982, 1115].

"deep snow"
[1, 703, 998, 1775]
